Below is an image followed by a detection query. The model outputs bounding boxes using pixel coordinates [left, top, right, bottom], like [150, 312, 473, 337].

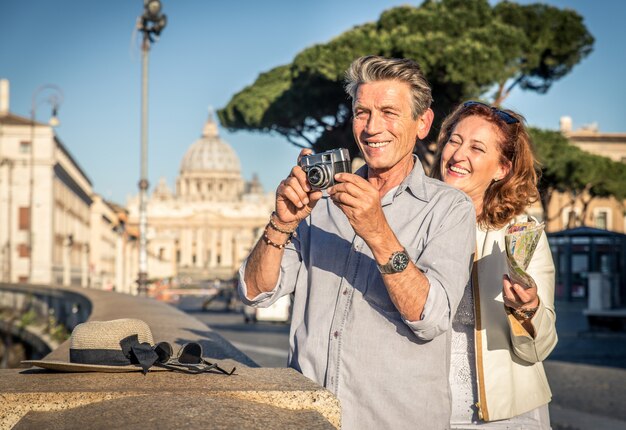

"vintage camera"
[300, 148, 351, 190]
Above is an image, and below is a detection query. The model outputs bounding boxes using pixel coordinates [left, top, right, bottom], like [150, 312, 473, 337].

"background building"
[540, 117, 626, 233]
[0, 80, 93, 286]
[1, 78, 271, 292]
[126, 112, 273, 284]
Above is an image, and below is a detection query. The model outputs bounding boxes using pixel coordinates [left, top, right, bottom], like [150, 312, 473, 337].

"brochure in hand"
[504, 219, 545, 289]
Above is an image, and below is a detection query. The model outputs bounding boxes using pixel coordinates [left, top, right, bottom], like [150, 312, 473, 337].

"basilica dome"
[176, 111, 244, 202]
[179, 113, 241, 174]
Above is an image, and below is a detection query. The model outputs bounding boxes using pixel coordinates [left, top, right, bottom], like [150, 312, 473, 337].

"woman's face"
[440, 115, 510, 213]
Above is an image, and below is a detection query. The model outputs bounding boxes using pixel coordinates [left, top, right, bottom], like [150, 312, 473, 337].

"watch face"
[392, 251, 410, 271]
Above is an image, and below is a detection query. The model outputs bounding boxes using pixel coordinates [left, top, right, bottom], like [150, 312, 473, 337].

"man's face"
[352, 80, 430, 174]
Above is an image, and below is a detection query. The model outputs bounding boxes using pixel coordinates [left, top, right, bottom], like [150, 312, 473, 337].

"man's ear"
[417, 108, 434, 140]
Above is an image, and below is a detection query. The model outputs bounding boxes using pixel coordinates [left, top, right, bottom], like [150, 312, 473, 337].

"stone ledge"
[1, 285, 341, 428]
[1, 363, 340, 429]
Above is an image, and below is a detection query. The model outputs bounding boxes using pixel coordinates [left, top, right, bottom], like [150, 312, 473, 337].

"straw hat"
[22, 318, 169, 373]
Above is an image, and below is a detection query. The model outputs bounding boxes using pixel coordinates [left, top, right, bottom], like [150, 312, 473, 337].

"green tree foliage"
[218, 0, 594, 162]
[532, 128, 626, 226]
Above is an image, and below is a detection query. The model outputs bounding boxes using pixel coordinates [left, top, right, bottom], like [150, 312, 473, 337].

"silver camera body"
[300, 148, 351, 190]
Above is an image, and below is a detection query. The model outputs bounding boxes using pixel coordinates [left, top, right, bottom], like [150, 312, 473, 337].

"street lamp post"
[29, 85, 63, 283]
[136, 0, 166, 295]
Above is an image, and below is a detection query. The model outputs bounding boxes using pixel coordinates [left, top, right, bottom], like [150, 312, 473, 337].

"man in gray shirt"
[239, 56, 476, 429]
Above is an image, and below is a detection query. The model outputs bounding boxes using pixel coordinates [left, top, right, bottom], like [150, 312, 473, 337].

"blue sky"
[1, 0, 624, 205]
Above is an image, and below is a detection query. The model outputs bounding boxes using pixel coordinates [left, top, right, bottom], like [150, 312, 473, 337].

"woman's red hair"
[431, 102, 540, 229]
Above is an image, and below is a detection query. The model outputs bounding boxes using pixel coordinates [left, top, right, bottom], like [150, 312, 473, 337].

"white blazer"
[472, 216, 558, 421]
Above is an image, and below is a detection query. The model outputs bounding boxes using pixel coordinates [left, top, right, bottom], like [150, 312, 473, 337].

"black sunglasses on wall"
[154, 341, 236, 375]
[463, 101, 520, 124]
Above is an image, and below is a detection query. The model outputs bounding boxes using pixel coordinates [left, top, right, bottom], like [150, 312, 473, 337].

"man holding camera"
[239, 56, 475, 429]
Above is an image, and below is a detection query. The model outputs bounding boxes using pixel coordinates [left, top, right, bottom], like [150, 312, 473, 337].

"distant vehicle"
[243, 295, 291, 324]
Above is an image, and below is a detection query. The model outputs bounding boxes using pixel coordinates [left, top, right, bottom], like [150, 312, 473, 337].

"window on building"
[217, 254, 221, 264]
[18, 276, 29, 283]
[158, 247, 165, 260]
[19, 141, 31, 153]
[176, 250, 181, 263]
[19, 207, 30, 230]
[18, 243, 30, 258]
[595, 210, 608, 230]
[192, 254, 196, 264]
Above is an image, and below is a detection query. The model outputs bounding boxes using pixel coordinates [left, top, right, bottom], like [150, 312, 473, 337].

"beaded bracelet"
[268, 211, 298, 235]
[262, 226, 292, 249]
[510, 305, 539, 320]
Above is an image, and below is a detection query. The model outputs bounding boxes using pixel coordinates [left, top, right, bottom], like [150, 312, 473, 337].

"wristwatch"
[377, 249, 410, 274]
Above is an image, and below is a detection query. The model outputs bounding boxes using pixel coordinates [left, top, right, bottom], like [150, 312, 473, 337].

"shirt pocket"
[363, 246, 422, 315]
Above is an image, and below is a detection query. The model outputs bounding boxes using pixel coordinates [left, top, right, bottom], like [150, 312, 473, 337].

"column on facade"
[220, 228, 233, 269]
[81, 243, 89, 287]
[180, 227, 193, 266]
[168, 242, 177, 278]
[231, 231, 240, 270]
[232, 228, 251, 270]
[195, 227, 204, 268]
[62, 236, 71, 286]
[208, 228, 217, 268]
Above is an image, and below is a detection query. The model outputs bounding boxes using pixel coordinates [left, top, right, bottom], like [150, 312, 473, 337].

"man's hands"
[328, 172, 388, 244]
[275, 149, 323, 227]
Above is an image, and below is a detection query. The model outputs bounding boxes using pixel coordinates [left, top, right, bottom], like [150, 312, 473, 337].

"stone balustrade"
[0, 284, 340, 429]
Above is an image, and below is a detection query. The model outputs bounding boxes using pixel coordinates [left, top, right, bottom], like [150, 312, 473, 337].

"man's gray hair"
[344, 55, 433, 119]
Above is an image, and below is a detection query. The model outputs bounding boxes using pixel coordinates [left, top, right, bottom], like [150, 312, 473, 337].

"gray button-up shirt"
[239, 160, 476, 430]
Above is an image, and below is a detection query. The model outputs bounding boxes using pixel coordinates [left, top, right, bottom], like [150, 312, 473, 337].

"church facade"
[126, 113, 273, 283]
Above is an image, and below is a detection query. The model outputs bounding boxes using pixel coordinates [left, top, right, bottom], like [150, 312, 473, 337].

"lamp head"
[140, 0, 167, 37]
[48, 106, 60, 127]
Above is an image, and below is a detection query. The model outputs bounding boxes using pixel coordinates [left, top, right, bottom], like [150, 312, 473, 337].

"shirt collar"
[356, 155, 430, 203]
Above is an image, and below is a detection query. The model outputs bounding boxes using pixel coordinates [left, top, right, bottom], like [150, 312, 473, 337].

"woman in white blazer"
[431, 101, 557, 429]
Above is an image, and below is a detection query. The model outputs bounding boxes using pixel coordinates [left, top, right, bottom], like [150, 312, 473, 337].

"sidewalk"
[546, 300, 626, 430]
[549, 300, 626, 368]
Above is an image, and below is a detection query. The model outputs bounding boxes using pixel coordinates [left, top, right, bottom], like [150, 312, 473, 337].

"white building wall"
[0, 111, 93, 285]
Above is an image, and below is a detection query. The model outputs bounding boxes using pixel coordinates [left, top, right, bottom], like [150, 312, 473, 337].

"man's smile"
[364, 140, 390, 148]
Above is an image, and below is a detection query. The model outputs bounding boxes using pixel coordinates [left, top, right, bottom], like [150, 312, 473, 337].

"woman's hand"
[502, 274, 540, 311]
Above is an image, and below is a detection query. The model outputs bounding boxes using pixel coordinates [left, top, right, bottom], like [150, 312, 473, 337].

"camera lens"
[307, 165, 328, 189]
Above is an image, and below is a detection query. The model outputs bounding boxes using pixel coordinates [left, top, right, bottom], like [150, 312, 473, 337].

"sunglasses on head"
[154, 341, 236, 375]
[463, 101, 519, 124]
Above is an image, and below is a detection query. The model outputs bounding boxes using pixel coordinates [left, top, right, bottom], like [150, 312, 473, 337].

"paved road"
[180, 297, 289, 368]
[544, 300, 626, 429]
[181, 298, 626, 429]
